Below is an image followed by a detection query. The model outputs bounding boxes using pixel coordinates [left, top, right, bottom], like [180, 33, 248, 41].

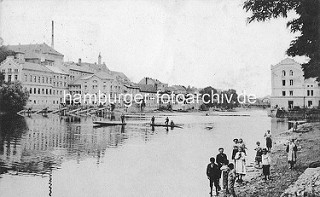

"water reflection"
[0, 115, 131, 178]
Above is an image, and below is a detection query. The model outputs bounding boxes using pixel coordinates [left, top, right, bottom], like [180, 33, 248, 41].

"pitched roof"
[45, 65, 68, 75]
[22, 62, 53, 73]
[138, 84, 157, 93]
[7, 43, 63, 57]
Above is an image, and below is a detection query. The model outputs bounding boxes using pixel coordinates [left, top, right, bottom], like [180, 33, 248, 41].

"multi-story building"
[138, 77, 168, 92]
[270, 58, 320, 109]
[0, 55, 61, 108]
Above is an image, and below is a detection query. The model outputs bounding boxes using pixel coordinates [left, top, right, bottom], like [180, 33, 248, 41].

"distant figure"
[165, 117, 169, 125]
[264, 130, 272, 151]
[227, 163, 236, 197]
[231, 139, 239, 164]
[261, 148, 271, 180]
[293, 121, 298, 132]
[286, 138, 298, 169]
[151, 116, 155, 125]
[206, 157, 221, 196]
[234, 147, 246, 182]
[120, 113, 125, 123]
[170, 120, 174, 127]
[254, 141, 263, 168]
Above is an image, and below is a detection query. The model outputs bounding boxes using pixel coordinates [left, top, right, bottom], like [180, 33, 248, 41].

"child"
[227, 163, 236, 197]
[235, 147, 246, 182]
[261, 148, 271, 180]
[254, 141, 263, 168]
[206, 157, 221, 196]
[220, 160, 230, 194]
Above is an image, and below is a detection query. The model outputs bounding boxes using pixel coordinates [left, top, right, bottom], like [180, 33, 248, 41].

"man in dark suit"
[206, 157, 221, 196]
[216, 148, 228, 190]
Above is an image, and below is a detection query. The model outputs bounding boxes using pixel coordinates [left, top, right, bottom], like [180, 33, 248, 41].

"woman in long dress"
[286, 139, 298, 169]
[234, 147, 246, 182]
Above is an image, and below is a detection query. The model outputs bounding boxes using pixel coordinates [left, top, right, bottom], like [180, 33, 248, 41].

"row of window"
[282, 90, 314, 96]
[30, 99, 60, 104]
[282, 79, 294, 86]
[1, 68, 19, 73]
[6, 75, 18, 82]
[29, 88, 64, 95]
[24, 75, 67, 87]
[282, 70, 294, 76]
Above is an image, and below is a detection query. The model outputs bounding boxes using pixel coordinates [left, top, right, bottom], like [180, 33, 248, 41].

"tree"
[0, 46, 15, 63]
[0, 81, 29, 113]
[199, 86, 218, 108]
[243, 0, 320, 81]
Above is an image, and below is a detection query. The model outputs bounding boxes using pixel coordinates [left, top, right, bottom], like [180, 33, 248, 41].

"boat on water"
[150, 123, 183, 128]
[93, 121, 126, 126]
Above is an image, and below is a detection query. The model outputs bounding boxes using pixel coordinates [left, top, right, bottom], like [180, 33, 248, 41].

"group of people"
[150, 116, 175, 126]
[206, 148, 236, 196]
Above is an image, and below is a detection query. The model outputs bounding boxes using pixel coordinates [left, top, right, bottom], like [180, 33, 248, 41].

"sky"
[0, 0, 305, 97]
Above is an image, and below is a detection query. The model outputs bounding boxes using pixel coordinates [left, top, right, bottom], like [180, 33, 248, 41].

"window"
[34, 88, 36, 94]
[50, 89, 52, 95]
[290, 70, 293, 76]
[14, 69, 18, 73]
[29, 88, 32, 94]
[38, 76, 40, 83]
[282, 80, 286, 86]
[290, 80, 293, 86]
[289, 91, 293, 96]
[38, 89, 40, 94]
[282, 70, 286, 76]
[282, 91, 286, 96]
[8, 75, 11, 82]
[42, 77, 44, 83]
[53, 82, 56, 86]
[42, 89, 44, 94]
[307, 90, 310, 96]
[84, 85, 87, 89]
[64, 82, 66, 87]
[1, 69, 5, 73]
[14, 75, 18, 81]
[8, 68, 12, 73]
[46, 77, 48, 83]
[308, 101, 313, 107]
[53, 90, 55, 95]
[46, 89, 48, 95]
[311, 90, 314, 96]
[34, 76, 37, 82]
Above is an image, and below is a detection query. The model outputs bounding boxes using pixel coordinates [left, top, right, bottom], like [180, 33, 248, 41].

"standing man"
[165, 117, 169, 126]
[151, 116, 155, 125]
[206, 157, 221, 196]
[264, 130, 272, 151]
[120, 113, 125, 124]
[286, 138, 298, 169]
[216, 148, 228, 190]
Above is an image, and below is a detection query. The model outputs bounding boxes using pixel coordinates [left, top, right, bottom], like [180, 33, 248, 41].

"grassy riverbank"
[235, 122, 320, 197]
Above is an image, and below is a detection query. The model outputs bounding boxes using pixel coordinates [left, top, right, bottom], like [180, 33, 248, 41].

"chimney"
[145, 77, 148, 85]
[98, 53, 101, 64]
[51, 20, 54, 48]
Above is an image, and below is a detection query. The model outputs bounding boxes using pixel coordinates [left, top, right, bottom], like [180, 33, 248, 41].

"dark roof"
[22, 62, 53, 73]
[138, 84, 157, 93]
[7, 43, 63, 57]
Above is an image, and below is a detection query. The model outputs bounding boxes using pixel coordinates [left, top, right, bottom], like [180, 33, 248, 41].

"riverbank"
[234, 122, 320, 197]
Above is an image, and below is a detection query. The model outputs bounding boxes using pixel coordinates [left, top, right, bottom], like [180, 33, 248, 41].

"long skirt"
[266, 137, 272, 148]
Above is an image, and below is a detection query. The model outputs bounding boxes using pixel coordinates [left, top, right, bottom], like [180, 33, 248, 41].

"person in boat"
[120, 113, 125, 123]
[165, 117, 169, 125]
[151, 116, 155, 125]
[170, 120, 175, 126]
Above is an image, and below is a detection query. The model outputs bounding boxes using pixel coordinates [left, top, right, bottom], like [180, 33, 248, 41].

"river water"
[0, 109, 288, 197]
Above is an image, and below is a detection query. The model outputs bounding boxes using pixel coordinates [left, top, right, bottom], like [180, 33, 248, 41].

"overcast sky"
[0, 0, 305, 97]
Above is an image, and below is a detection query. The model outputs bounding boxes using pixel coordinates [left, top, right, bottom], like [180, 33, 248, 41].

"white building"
[270, 58, 320, 110]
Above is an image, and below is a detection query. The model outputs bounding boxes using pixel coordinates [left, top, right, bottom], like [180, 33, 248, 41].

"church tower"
[98, 53, 102, 65]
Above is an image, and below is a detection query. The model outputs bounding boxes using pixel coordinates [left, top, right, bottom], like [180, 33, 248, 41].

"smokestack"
[51, 20, 54, 48]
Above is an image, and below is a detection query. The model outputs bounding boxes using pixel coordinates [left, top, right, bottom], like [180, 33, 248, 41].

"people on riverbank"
[286, 138, 298, 169]
[151, 116, 155, 125]
[261, 148, 271, 180]
[206, 157, 221, 196]
[235, 147, 246, 182]
[216, 148, 228, 190]
[264, 130, 272, 151]
[227, 163, 237, 197]
[220, 160, 230, 194]
[254, 141, 263, 168]
[231, 139, 238, 164]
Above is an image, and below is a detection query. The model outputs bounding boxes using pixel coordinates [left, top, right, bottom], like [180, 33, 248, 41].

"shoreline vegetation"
[235, 122, 320, 197]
